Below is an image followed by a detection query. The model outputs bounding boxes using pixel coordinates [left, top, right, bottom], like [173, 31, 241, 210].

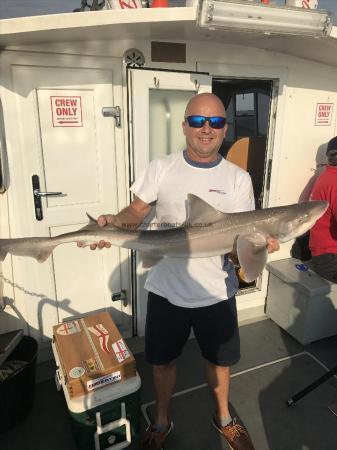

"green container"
[62, 373, 141, 450]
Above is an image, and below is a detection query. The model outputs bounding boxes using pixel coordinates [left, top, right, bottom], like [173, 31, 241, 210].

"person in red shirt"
[309, 136, 337, 283]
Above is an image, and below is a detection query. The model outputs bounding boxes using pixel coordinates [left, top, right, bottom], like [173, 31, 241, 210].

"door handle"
[31, 174, 65, 221]
[33, 189, 64, 197]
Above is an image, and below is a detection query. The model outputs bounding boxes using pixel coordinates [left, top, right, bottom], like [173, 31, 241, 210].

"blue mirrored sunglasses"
[186, 115, 226, 129]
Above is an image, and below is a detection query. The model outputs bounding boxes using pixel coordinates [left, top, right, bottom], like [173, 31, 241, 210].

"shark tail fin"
[236, 233, 268, 283]
[0, 238, 56, 263]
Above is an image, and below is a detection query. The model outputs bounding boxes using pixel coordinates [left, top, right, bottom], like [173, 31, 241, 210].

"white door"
[4, 54, 131, 345]
[129, 69, 212, 336]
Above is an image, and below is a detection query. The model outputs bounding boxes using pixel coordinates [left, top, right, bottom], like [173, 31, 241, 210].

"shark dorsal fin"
[76, 213, 99, 233]
[83, 212, 119, 230]
[187, 194, 227, 226]
[86, 213, 97, 224]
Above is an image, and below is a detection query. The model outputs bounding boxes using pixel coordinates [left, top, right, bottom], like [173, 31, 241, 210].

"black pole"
[287, 364, 337, 406]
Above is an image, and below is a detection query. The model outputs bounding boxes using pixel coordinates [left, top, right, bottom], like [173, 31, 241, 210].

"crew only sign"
[50, 96, 83, 127]
[315, 103, 334, 126]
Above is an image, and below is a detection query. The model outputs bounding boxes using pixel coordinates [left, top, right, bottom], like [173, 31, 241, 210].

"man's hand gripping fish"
[0, 195, 327, 282]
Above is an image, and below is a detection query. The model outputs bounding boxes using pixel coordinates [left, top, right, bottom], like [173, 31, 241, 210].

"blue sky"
[0, 0, 336, 20]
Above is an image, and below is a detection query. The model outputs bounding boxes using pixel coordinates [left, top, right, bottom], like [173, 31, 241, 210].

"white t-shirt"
[130, 151, 255, 308]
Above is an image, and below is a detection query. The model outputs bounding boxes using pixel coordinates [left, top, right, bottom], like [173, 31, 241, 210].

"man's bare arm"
[99, 196, 152, 229]
[78, 196, 152, 250]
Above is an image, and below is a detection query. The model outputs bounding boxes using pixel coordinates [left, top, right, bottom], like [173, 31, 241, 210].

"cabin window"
[149, 89, 193, 160]
[235, 92, 256, 139]
[236, 92, 255, 115]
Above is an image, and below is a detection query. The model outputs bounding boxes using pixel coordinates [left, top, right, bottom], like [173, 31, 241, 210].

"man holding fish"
[0, 92, 326, 449]
[86, 93, 279, 450]
[0, 93, 326, 449]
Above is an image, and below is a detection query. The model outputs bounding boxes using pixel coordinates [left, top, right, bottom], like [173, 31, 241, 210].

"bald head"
[185, 93, 226, 119]
[182, 92, 227, 163]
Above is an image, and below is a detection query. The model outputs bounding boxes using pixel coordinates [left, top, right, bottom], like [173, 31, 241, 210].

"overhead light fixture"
[197, 0, 333, 37]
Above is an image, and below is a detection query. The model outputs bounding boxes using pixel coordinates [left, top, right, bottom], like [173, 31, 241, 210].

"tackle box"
[52, 311, 136, 397]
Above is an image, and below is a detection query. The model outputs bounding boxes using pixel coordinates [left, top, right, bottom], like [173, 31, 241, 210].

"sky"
[0, 0, 336, 21]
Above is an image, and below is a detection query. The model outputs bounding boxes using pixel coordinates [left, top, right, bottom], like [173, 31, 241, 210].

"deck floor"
[1, 318, 337, 450]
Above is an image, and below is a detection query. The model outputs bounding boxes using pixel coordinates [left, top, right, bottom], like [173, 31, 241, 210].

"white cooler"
[266, 258, 337, 345]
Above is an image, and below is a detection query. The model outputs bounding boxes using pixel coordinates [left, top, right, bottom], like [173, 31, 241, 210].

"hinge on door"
[102, 106, 121, 127]
[111, 289, 127, 306]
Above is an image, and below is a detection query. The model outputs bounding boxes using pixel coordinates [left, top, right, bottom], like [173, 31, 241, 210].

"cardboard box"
[52, 312, 136, 397]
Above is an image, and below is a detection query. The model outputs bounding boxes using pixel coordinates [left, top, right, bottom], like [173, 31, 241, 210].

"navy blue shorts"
[312, 253, 337, 283]
[145, 292, 240, 367]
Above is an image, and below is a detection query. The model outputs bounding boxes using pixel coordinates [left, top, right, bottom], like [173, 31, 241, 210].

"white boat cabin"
[0, 2, 336, 362]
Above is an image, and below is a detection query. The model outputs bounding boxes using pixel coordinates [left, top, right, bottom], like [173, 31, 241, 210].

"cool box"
[266, 258, 337, 344]
[52, 312, 141, 449]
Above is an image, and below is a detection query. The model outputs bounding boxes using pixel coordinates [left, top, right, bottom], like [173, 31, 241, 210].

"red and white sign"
[107, 0, 142, 9]
[286, 0, 318, 8]
[112, 339, 130, 363]
[301, 0, 318, 8]
[88, 324, 110, 354]
[50, 96, 83, 127]
[315, 103, 334, 126]
[56, 320, 81, 336]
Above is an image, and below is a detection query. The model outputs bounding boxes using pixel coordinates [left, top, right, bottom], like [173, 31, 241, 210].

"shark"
[0, 194, 327, 282]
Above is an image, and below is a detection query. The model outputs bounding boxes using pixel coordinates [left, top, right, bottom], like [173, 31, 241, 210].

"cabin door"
[5, 53, 131, 347]
[198, 62, 285, 311]
[128, 69, 212, 336]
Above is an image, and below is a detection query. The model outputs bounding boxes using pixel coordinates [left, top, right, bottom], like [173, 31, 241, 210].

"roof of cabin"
[1, 6, 337, 67]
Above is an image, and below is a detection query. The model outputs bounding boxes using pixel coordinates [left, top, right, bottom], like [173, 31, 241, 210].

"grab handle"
[94, 402, 131, 450]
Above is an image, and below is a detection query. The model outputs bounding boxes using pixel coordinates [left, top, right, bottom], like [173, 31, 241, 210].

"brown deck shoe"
[212, 416, 255, 450]
[139, 421, 173, 450]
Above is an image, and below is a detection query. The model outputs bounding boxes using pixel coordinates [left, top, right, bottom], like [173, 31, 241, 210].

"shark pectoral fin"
[140, 252, 163, 269]
[236, 233, 268, 283]
[187, 194, 227, 226]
